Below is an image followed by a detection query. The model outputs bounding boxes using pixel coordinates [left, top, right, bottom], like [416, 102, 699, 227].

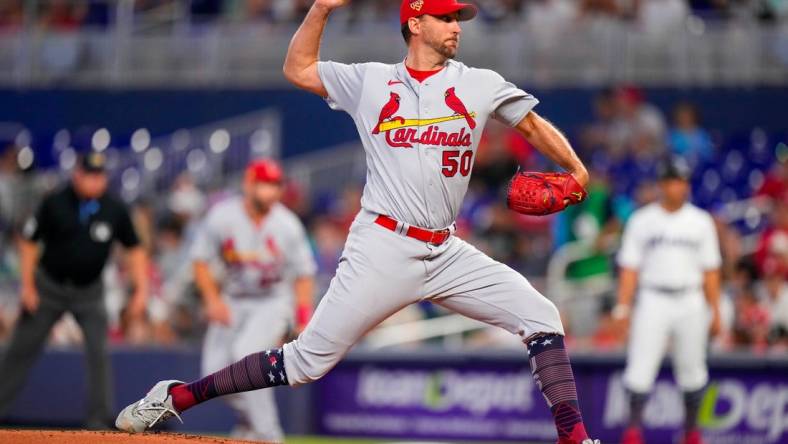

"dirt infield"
[0, 430, 271, 444]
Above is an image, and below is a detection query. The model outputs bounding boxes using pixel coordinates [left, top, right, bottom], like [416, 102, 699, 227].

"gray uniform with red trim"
[192, 197, 315, 441]
[283, 59, 564, 385]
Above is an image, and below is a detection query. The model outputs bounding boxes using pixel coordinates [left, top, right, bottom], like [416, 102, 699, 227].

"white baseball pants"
[623, 289, 711, 393]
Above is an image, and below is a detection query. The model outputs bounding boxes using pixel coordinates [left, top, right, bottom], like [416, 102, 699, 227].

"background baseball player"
[191, 159, 316, 442]
[613, 157, 722, 444]
[116, 0, 600, 442]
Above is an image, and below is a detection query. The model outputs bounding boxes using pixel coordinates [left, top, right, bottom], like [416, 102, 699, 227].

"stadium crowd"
[0, 86, 785, 355]
[0, 0, 785, 31]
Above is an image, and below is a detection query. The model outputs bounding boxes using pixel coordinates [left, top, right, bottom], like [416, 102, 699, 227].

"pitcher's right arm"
[283, 0, 348, 96]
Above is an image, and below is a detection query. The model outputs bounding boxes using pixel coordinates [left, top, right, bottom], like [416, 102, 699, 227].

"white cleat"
[582, 440, 601, 444]
[115, 380, 185, 433]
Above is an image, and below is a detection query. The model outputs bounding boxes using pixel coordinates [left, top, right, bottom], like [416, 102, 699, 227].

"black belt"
[40, 268, 100, 288]
[644, 285, 699, 295]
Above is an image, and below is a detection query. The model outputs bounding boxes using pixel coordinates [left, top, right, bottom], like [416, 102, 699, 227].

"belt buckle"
[429, 229, 449, 245]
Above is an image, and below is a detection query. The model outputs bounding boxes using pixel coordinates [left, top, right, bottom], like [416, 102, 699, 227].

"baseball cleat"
[115, 380, 184, 433]
[682, 429, 704, 444]
[621, 426, 645, 444]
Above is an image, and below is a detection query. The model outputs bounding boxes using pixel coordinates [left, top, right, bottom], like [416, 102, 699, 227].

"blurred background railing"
[1, 0, 788, 87]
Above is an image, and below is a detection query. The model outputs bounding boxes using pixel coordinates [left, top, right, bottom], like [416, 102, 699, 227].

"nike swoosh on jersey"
[387, 80, 404, 86]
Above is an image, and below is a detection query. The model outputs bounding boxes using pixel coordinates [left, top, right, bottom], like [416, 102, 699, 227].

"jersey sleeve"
[699, 214, 722, 270]
[617, 213, 644, 269]
[489, 71, 540, 127]
[21, 195, 51, 242]
[317, 61, 368, 114]
[114, 203, 141, 248]
[190, 209, 222, 263]
[285, 220, 317, 278]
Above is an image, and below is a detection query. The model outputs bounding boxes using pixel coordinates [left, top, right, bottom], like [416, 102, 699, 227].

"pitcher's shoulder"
[449, 60, 503, 80]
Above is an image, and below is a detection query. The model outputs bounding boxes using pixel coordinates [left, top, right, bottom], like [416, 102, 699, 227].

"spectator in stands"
[0, 142, 19, 237]
[0, 0, 23, 31]
[636, 0, 690, 40]
[667, 102, 714, 163]
[38, 0, 87, 31]
[759, 264, 788, 347]
[731, 283, 771, 351]
[580, 88, 616, 158]
[754, 191, 788, 279]
[757, 157, 787, 201]
[579, 0, 637, 20]
[608, 86, 667, 160]
[553, 166, 619, 281]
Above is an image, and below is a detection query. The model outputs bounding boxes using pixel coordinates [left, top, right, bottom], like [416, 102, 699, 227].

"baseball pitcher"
[117, 0, 599, 442]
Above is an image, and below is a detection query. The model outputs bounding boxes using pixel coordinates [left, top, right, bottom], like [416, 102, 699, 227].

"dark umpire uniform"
[0, 152, 149, 428]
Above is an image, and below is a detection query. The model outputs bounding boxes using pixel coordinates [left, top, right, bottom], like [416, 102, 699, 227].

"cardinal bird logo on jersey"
[372, 87, 476, 148]
[444, 87, 476, 129]
[372, 92, 405, 134]
[221, 237, 240, 263]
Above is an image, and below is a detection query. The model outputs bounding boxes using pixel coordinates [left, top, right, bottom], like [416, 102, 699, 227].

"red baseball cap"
[245, 159, 283, 184]
[400, 0, 477, 25]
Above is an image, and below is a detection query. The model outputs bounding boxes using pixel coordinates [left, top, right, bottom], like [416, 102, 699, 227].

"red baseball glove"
[506, 171, 588, 216]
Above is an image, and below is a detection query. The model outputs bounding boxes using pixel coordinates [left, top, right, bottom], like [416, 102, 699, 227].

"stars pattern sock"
[526, 334, 588, 441]
[169, 348, 288, 412]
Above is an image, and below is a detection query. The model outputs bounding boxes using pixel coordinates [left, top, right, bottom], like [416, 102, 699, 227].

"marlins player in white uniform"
[614, 157, 722, 444]
[191, 159, 316, 442]
[117, 0, 600, 442]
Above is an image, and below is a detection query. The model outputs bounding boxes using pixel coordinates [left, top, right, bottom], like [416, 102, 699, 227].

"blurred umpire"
[0, 152, 149, 428]
[614, 156, 722, 444]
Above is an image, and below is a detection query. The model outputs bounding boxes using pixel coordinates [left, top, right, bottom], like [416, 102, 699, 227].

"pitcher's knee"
[282, 331, 350, 386]
[520, 295, 565, 339]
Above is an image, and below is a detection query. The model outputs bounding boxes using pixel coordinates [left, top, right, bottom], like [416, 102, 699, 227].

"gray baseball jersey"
[318, 59, 538, 229]
[191, 198, 316, 298]
[282, 60, 564, 387]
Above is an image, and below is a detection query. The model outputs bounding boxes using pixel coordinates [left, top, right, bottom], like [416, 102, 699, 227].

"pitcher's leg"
[424, 239, 587, 443]
[169, 222, 425, 412]
[283, 222, 425, 385]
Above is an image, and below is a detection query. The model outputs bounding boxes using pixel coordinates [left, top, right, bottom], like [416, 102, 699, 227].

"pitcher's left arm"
[514, 111, 588, 187]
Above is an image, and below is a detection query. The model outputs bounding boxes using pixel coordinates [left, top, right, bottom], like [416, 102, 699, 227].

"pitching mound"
[0, 430, 270, 444]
